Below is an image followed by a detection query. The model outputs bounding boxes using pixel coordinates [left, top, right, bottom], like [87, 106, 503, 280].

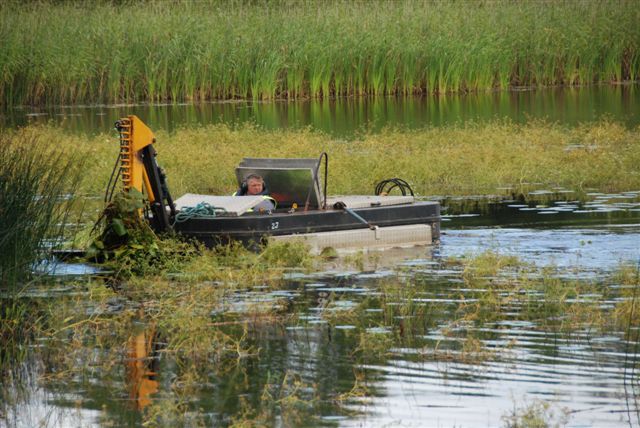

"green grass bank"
[6, 119, 639, 198]
[1, 0, 638, 105]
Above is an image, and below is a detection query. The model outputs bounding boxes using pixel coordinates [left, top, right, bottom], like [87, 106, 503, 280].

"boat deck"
[174, 193, 417, 215]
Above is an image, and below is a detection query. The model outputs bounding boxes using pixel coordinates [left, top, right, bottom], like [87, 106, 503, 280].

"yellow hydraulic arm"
[118, 115, 156, 200]
[115, 115, 175, 232]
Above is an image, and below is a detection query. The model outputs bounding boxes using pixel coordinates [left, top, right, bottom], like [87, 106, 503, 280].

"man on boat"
[233, 173, 277, 212]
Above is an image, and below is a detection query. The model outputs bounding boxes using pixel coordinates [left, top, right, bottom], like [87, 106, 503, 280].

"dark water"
[2, 84, 638, 136]
[5, 191, 640, 427]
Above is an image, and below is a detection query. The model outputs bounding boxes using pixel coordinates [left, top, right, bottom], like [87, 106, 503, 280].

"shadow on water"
[440, 189, 640, 229]
[1, 84, 639, 137]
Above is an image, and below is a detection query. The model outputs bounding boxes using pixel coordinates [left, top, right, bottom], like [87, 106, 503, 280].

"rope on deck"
[173, 202, 228, 224]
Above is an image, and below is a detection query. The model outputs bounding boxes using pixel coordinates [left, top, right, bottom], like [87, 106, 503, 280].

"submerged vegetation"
[2, 246, 639, 426]
[1, 0, 638, 105]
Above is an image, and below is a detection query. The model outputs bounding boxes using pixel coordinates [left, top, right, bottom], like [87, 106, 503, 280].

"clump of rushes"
[0, 131, 80, 291]
[0, 130, 79, 407]
[0, 1, 638, 105]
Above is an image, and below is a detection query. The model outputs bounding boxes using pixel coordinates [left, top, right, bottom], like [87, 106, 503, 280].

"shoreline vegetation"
[1, 1, 639, 106]
[0, 133, 80, 291]
[2, 121, 639, 427]
[4, 119, 639, 199]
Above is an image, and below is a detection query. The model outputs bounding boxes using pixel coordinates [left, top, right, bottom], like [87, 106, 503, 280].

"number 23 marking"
[271, 221, 279, 230]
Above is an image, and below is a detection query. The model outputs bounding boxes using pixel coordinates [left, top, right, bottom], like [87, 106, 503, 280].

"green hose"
[173, 202, 227, 224]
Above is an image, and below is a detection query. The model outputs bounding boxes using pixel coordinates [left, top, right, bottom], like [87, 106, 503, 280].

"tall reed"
[1, 0, 638, 105]
[0, 131, 80, 291]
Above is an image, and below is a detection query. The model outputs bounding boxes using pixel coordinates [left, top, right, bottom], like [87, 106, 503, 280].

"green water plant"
[87, 189, 198, 279]
[12, 119, 640, 205]
[0, 131, 80, 291]
[7, 248, 638, 426]
[612, 262, 640, 330]
[454, 251, 606, 333]
[0, 134, 81, 420]
[1, 1, 638, 105]
[502, 399, 570, 428]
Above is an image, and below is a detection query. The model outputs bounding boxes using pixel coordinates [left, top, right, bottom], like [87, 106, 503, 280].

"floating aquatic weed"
[5, 120, 640, 206]
[377, 279, 435, 346]
[501, 398, 570, 428]
[140, 389, 209, 428]
[353, 328, 395, 363]
[461, 250, 526, 287]
[612, 262, 640, 330]
[227, 370, 324, 428]
[444, 250, 611, 337]
[259, 240, 316, 270]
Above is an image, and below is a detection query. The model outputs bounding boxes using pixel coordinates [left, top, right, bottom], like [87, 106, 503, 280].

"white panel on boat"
[174, 194, 265, 216]
[325, 195, 414, 209]
[271, 224, 432, 253]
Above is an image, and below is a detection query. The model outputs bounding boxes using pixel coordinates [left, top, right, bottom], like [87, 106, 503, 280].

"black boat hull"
[173, 201, 440, 248]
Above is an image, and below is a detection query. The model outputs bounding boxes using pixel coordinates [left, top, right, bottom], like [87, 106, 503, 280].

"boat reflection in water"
[126, 325, 160, 410]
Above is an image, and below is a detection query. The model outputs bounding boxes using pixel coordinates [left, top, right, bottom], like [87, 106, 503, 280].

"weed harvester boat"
[107, 115, 440, 252]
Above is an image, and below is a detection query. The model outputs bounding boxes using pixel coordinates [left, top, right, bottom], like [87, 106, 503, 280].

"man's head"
[244, 174, 265, 195]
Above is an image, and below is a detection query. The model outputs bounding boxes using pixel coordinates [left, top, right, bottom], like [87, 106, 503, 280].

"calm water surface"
[2, 85, 638, 136]
[5, 191, 640, 427]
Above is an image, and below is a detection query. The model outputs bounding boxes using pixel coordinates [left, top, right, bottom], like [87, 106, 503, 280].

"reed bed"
[13, 119, 640, 203]
[1, 0, 638, 105]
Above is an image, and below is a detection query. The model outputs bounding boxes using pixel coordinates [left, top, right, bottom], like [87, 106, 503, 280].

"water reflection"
[126, 325, 160, 410]
[2, 85, 638, 136]
[440, 189, 640, 229]
[4, 243, 640, 427]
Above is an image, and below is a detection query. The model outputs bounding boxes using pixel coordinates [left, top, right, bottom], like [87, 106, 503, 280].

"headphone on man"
[237, 174, 269, 196]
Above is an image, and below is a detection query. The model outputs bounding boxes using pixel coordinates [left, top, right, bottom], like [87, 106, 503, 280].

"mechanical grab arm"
[115, 115, 175, 232]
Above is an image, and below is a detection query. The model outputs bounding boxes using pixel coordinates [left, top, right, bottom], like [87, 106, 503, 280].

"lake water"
[4, 190, 640, 427]
[2, 84, 639, 137]
[2, 86, 640, 427]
